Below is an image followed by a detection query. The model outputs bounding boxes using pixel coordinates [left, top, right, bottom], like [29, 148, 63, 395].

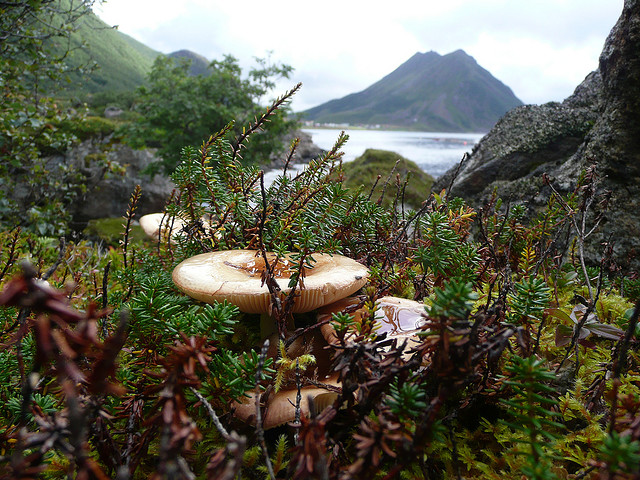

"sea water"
[303, 128, 485, 178]
[262, 128, 485, 187]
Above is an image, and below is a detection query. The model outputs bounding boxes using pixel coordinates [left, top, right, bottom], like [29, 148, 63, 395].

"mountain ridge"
[302, 50, 523, 132]
[56, 7, 161, 93]
[57, 8, 212, 94]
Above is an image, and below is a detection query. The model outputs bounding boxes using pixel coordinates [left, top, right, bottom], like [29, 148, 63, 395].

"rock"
[265, 129, 324, 169]
[46, 137, 175, 228]
[11, 125, 323, 232]
[341, 149, 434, 210]
[104, 106, 124, 118]
[434, 1, 640, 271]
[435, 71, 602, 203]
[63, 129, 322, 229]
[293, 129, 324, 163]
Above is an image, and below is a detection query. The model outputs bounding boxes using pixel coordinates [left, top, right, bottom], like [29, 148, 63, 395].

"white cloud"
[93, 0, 624, 111]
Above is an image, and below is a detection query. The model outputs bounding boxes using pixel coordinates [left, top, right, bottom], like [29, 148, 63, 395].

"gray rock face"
[61, 139, 175, 226]
[436, 71, 603, 203]
[265, 129, 324, 169]
[58, 129, 322, 228]
[434, 1, 640, 271]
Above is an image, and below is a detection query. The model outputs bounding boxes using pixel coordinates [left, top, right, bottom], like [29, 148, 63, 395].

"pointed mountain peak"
[445, 49, 477, 63]
[447, 49, 469, 57]
[303, 50, 522, 132]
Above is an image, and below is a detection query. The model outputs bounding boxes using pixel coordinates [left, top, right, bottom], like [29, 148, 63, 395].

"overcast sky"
[94, 0, 624, 112]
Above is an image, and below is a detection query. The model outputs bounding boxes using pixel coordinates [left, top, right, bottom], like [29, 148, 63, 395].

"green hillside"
[302, 50, 523, 132]
[48, 5, 161, 94]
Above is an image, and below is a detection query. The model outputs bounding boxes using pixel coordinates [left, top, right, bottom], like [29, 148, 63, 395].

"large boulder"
[434, 0, 640, 271]
[341, 149, 434, 210]
[265, 129, 324, 169]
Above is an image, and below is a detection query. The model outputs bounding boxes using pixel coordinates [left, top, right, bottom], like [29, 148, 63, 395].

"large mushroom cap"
[172, 250, 368, 313]
[317, 295, 427, 352]
[233, 376, 341, 429]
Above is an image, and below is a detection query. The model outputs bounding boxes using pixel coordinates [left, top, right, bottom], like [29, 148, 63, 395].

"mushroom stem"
[259, 313, 295, 339]
[260, 313, 276, 338]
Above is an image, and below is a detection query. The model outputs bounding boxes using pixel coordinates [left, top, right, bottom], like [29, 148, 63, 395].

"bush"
[0, 90, 638, 479]
[55, 115, 118, 141]
[123, 54, 298, 173]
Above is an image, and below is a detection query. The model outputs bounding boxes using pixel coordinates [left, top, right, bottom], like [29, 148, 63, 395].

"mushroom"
[172, 250, 368, 314]
[231, 327, 338, 429]
[139, 213, 213, 243]
[232, 375, 341, 429]
[317, 295, 427, 355]
[172, 249, 368, 428]
[139, 213, 186, 241]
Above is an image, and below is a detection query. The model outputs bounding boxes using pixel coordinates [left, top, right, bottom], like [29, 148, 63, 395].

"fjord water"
[303, 128, 485, 178]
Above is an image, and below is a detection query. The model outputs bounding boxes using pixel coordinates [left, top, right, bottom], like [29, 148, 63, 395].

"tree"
[125, 54, 297, 172]
[0, 0, 96, 235]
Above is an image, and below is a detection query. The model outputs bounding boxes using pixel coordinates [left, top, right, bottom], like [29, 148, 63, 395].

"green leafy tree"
[125, 54, 297, 172]
[0, 0, 96, 234]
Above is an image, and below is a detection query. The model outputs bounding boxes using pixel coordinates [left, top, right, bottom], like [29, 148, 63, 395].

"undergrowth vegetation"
[1, 88, 639, 479]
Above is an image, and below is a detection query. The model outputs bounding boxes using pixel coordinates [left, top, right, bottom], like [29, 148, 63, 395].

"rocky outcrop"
[435, 70, 602, 204]
[434, 1, 640, 271]
[59, 129, 323, 228]
[265, 129, 324, 169]
[57, 139, 175, 227]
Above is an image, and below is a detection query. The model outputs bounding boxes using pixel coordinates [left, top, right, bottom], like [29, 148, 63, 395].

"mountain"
[168, 50, 211, 76]
[302, 50, 523, 132]
[50, 5, 161, 93]
[57, 7, 212, 94]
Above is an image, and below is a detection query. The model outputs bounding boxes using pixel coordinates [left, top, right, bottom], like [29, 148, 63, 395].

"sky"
[93, 0, 624, 112]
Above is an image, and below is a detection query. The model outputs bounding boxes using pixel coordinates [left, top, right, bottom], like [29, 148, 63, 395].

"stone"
[48, 137, 175, 229]
[433, 1, 640, 272]
[104, 106, 124, 118]
[265, 129, 324, 169]
[61, 129, 322, 229]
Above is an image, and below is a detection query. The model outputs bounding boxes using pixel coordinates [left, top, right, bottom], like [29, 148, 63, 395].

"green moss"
[83, 217, 147, 246]
[56, 115, 118, 141]
[341, 149, 434, 210]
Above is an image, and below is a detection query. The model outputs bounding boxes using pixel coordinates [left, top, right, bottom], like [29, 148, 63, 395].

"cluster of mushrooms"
[140, 213, 428, 429]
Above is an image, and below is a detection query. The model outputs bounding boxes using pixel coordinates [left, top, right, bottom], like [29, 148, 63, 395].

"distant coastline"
[302, 128, 484, 178]
[300, 121, 485, 133]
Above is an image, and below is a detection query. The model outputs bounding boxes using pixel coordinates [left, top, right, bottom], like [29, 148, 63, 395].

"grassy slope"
[49, 4, 161, 94]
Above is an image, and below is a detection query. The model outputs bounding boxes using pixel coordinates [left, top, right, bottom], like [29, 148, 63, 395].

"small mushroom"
[233, 327, 338, 429]
[233, 375, 341, 429]
[317, 295, 427, 354]
[139, 213, 186, 241]
[172, 250, 368, 314]
[139, 213, 213, 243]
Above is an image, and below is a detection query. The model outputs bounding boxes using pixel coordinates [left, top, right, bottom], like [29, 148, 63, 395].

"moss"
[83, 217, 147, 246]
[56, 116, 118, 141]
[341, 149, 434, 210]
[83, 153, 107, 168]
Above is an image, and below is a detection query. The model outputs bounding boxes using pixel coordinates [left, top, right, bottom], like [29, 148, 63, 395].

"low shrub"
[0, 90, 638, 480]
